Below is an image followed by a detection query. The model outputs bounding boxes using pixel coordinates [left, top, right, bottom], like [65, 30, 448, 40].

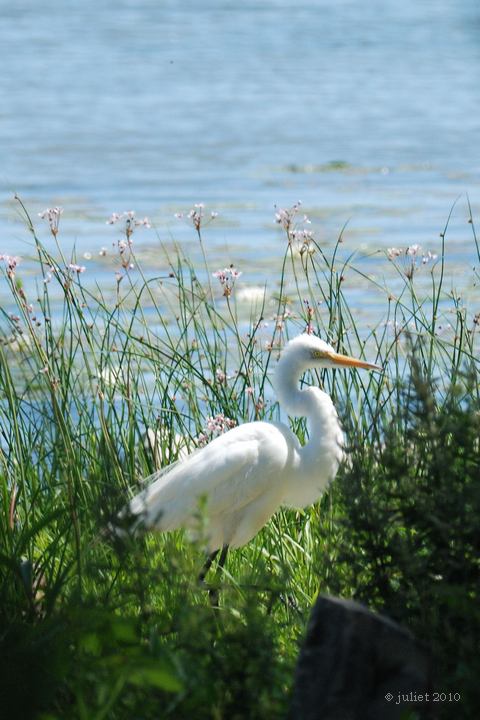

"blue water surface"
[0, 0, 479, 307]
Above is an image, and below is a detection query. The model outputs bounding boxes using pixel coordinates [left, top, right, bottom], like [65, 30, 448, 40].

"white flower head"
[38, 207, 63, 236]
[176, 203, 218, 232]
[0, 254, 21, 279]
[387, 247, 402, 260]
[422, 251, 438, 265]
[406, 244, 421, 257]
[212, 266, 242, 297]
[68, 263, 86, 274]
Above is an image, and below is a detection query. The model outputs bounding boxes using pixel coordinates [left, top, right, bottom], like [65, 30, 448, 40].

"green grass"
[0, 197, 479, 719]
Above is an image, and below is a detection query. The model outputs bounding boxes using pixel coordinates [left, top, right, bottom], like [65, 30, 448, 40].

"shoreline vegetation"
[0, 197, 479, 719]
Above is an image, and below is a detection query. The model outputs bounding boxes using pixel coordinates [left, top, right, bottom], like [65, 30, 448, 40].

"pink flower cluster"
[38, 207, 63, 237]
[197, 413, 236, 447]
[106, 210, 150, 271]
[107, 211, 151, 239]
[274, 307, 294, 332]
[275, 201, 314, 254]
[303, 299, 315, 335]
[387, 247, 402, 260]
[68, 263, 86, 274]
[215, 368, 227, 384]
[175, 203, 218, 232]
[212, 266, 242, 297]
[0, 254, 20, 279]
[387, 245, 437, 263]
[387, 245, 438, 280]
[275, 201, 303, 231]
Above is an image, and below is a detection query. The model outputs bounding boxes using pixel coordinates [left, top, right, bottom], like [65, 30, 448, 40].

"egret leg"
[208, 544, 229, 607]
[218, 543, 229, 570]
[198, 548, 219, 585]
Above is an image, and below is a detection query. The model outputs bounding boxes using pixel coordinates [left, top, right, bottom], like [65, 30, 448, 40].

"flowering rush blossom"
[106, 211, 151, 239]
[275, 201, 315, 254]
[274, 201, 303, 232]
[290, 228, 315, 256]
[303, 299, 315, 335]
[212, 266, 242, 297]
[68, 263, 86, 274]
[38, 207, 63, 236]
[106, 211, 150, 270]
[387, 245, 438, 280]
[0, 254, 20, 279]
[406, 244, 421, 256]
[422, 250, 438, 264]
[197, 413, 236, 447]
[215, 368, 227, 384]
[244, 386, 266, 416]
[174, 203, 218, 232]
[387, 247, 402, 260]
[387, 245, 437, 262]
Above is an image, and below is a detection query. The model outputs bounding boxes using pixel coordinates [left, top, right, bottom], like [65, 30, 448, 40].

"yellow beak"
[328, 351, 383, 372]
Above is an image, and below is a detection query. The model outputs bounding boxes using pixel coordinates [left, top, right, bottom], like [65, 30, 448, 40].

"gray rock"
[289, 596, 430, 720]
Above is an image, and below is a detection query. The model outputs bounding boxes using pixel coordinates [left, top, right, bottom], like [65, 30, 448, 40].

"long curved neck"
[274, 353, 343, 506]
[274, 355, 343, 463]
[274, 355, 335, 430]
[276, 372, 337, 436]
[274, 364, 311, 417]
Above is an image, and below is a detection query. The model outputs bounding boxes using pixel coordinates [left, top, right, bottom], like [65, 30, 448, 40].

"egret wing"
[128, 422, 291, 531]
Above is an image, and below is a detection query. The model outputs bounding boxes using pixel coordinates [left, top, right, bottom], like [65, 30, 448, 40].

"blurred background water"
[0, 0, 479, 316]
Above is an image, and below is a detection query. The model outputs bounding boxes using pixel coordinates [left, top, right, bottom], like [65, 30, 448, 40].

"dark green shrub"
[322, 361, 480, 719]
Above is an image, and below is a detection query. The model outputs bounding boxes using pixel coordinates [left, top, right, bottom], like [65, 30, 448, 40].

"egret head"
[278, 334, 382, 376]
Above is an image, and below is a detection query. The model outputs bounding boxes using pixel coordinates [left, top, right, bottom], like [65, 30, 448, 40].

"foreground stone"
[289, 596, 430, 720]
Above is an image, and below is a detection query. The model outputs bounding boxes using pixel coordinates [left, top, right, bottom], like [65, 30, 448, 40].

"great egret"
[126, 334, 381, 555]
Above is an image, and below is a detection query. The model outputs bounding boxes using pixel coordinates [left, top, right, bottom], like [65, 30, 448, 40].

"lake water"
[0, 0, 479, 323]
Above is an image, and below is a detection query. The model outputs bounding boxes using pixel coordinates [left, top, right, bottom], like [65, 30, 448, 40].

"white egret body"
[127, 335, 380, 551]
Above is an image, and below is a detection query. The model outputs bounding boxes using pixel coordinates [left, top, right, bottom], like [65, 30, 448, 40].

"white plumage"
[126, 334, 380, 550]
